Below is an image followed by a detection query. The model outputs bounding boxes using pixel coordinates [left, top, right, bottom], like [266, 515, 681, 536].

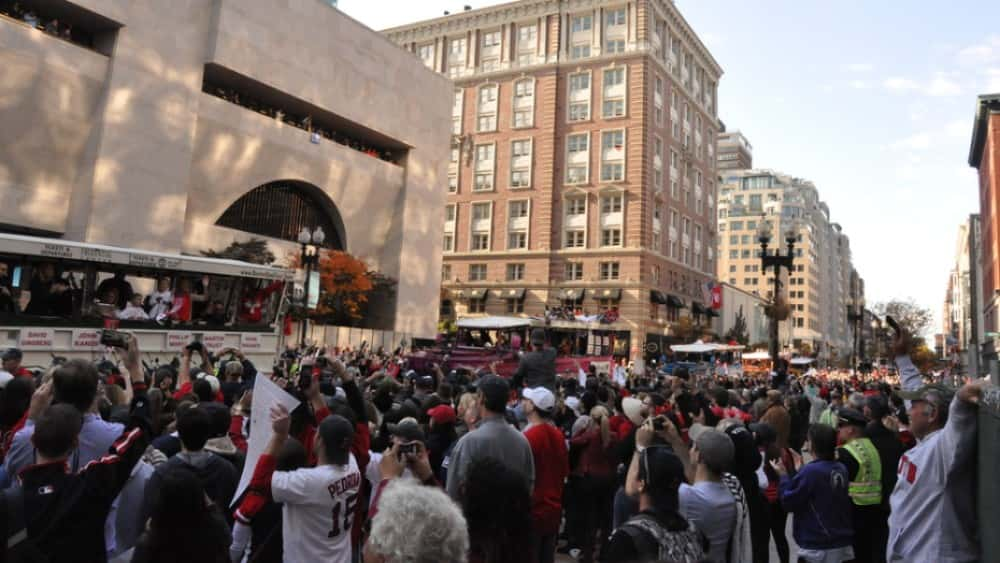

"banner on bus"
[166, 331, 193, 351]
[71, 329, 102, 350]
[19, 329, 54, 350]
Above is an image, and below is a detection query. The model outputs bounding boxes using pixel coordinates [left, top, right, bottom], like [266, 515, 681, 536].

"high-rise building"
[716, 169, 860, 364]
[942, 216, 985, 375]
[716, 130, 753, 170]
[384, 0, 723, 363]
[969, 94, 1000, 375]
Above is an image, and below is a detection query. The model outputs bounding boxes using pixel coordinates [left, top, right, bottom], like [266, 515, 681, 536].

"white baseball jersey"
[272, 454, 362, 563]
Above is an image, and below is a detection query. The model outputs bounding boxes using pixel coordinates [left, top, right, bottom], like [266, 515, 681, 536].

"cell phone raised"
[100, 329, 130, 349]
[298, 372, 312, 391]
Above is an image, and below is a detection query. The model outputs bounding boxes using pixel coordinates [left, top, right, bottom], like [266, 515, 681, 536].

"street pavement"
[554, 517, 798, 562]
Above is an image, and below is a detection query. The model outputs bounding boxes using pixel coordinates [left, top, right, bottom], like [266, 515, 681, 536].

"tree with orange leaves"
[289, 250, 395, 326]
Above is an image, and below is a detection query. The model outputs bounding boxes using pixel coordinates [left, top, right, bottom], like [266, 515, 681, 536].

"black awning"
[706, 308, 720, 318]
[557, 288, 584, 300]
[691, 301, 707, 315]
[666, 294, 686, 308]
[466, 288, 489, 300]
[650, 290, 669, 304]
[590, 288, 623, 301]
[498, 288, 526, 300]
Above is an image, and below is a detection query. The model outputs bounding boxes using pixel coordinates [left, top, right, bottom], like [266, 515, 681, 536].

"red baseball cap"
[427, 404, 457, 425]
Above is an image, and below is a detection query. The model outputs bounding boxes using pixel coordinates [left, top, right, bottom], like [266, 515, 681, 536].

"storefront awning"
[497, 288, 526, 300]
[691, 301, 707, 315]
[557, 288, 585, 300]
[455, 288, 489, 300]
[650, 290, 669, 304]
[666, 294, 686, 308]
[590, 288, 622, 301]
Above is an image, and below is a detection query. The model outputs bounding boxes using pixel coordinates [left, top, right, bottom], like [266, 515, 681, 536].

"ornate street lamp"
[758, 217, 797, 369]
[847, 297, 864, 372]
[297, 226, 326, 349]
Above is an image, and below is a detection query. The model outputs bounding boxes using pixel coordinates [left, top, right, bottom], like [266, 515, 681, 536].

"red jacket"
[525, 423, 569, 534]
[570, 425, 616, 479]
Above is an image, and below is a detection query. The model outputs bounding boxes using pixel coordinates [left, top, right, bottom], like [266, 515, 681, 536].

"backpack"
[617, 514, 704, 563]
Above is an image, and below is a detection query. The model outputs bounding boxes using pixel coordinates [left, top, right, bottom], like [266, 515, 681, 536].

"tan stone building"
[716, 130, 753, 171]
[384, 0, 722, 362]
[716, 169, 859, 364]
[0, 0, 451, 337]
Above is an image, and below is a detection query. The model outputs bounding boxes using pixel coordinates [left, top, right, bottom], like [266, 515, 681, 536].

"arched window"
[217, 180, 345, 249]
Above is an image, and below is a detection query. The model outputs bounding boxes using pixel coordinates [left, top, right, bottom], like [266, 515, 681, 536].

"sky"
[341, 0, 1000, 333]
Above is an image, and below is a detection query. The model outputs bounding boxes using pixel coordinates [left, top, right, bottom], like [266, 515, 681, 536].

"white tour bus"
[0, 233, 293, 372]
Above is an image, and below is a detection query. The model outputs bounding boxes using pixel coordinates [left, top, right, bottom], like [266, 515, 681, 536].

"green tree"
[201, 238, 276, 265]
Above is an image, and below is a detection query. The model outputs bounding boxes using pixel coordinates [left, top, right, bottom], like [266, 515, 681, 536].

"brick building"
[969, 94, 1000, 373]
[384, 0, 722, 362]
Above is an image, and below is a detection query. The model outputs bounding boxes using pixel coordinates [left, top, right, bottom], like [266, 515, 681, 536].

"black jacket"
[512, 348, 557, 390]
[1, 408, 151, 563]
[143, 451, 238, 526]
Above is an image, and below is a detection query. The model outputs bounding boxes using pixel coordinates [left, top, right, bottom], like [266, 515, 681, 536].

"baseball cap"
[197, 373, 221, 394]
[1, 348, 21, 361]
[896, 383, 955, 402]
[692, 428, 735, 474]
[388, 417, 425, 443]
[416, 375, 435, 389]
[427, 404, 457, 425]
[522, 387, 555, 412]
[748, 421, 777, 447]
[565, 396, 581, 415]
[622, 396, 643, 426]
[837, 407, 867, 427]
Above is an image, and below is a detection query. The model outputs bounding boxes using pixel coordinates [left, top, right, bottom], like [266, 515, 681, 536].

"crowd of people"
[0, 1, 97, 52]
[0, 324, 987, 562]
[202, 84, 399, 164]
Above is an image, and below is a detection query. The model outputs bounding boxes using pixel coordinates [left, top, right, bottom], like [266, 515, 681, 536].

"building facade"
[713, 283, 768, 346]
[942, 216, 985, 375]
[384, 0, 723, 363]
[716, 130, 753, 170]
[0, 0, 451, 337]
[716, 169, 859, 364]
[969, 95, 1000, 374]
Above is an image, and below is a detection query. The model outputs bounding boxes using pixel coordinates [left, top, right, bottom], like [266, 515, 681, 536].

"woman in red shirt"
[569, 405, 618, 563]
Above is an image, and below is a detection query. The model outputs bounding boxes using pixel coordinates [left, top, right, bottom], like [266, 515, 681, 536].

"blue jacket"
[778, 460, 854, 550]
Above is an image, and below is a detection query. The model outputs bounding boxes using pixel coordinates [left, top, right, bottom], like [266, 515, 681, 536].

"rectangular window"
[510, 139, 532, 188]
[564, 229, 585, 248]
[506, 263, 525, 281]
[482, 31, 500, 47]
[569, 103, 590, 122]
[571, 14, 593, 32]
[601, 228, 622, 247]
[474, 144, 495, 191]
[566, 262, 583, 281]
[418, 43, 435, 69]
[602, 68, 626, 118]
[442, 264, 452, 281]
[509, 200, 529, 217]
[600, 262, 620, 280]
[512, 79, 535, 128]
[448, 174, 458, 193]
[600, 194, 623, 213]
[605, 8, 626, 26]
[567, 197, 587, 215]
[506, 298, 524, 314]
[571, 44, 591, 59]
[568, 73, 591, 122]
[601, 130, 625, 182]
[442, 233, 454, 252]
[507, 232, 527, 249]
[566, 133, 590, 184]
[469, 299, 487, 314]
[477, 85, 498, 132]
[471, 233, 490, 250]
[518, 24, 537, 45]
[468, 264, 487, 281]
[605, 39, 625, 54]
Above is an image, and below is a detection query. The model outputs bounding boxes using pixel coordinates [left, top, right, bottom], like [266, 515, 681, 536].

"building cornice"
[969, 93, 1000, 167]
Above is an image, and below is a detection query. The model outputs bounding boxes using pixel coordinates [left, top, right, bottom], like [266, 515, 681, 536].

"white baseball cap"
[522, 387, 555, 412]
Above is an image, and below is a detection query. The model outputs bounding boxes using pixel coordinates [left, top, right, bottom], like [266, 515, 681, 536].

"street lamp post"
[297, 226, 326, 349]
[870, 317, 882, 371]
[757, 217, 797, 369]
[847, 298, 864, 372]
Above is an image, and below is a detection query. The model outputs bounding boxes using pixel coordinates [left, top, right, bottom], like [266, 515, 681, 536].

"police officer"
[836, 407, 883, 563]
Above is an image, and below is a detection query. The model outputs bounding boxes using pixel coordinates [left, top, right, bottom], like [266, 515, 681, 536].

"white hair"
[367, 479, 468, 563]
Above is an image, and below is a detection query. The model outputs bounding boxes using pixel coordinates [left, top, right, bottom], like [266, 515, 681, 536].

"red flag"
[710, 285, 723, 309]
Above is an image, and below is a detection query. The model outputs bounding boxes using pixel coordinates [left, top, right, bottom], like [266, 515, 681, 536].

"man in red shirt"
[522, 387, 569, 563]
[2, 348, 32, 378]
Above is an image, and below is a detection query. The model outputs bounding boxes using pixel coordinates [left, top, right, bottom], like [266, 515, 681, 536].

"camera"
[397, 443, 418, 458]
[185, 340, 204, 353]
[652, 416, 666, 431]
[100, 329, 130, 349]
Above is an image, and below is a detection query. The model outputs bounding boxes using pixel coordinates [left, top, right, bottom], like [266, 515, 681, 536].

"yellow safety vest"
[844, 437, 882, 506]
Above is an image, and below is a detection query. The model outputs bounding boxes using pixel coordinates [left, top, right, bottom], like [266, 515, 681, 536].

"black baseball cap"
[837, 407, 867, 427]
[477, 375, 510, 407]
[317, 414, 355, 456]
[1, 348, 21, 361]
[387, 417, 425, 443]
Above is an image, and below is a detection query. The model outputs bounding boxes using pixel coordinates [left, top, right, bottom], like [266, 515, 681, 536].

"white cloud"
[850, 80, 871, 90]
[888, 132, 933, 151]
[884, 77, 920, 91]
[845, 63, 874, 72]
[926, 73, 962, 97]
[958, 35, 1000, 66]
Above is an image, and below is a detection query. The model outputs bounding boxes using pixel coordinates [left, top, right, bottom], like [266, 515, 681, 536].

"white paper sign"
[71, 329, 102, 350]
[202, 333, 228, 352]
[166, 331, 192, 351]
[240, 333, 263, 351]
[231, 375, 301, 506]
[19, 329, 54, 350]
